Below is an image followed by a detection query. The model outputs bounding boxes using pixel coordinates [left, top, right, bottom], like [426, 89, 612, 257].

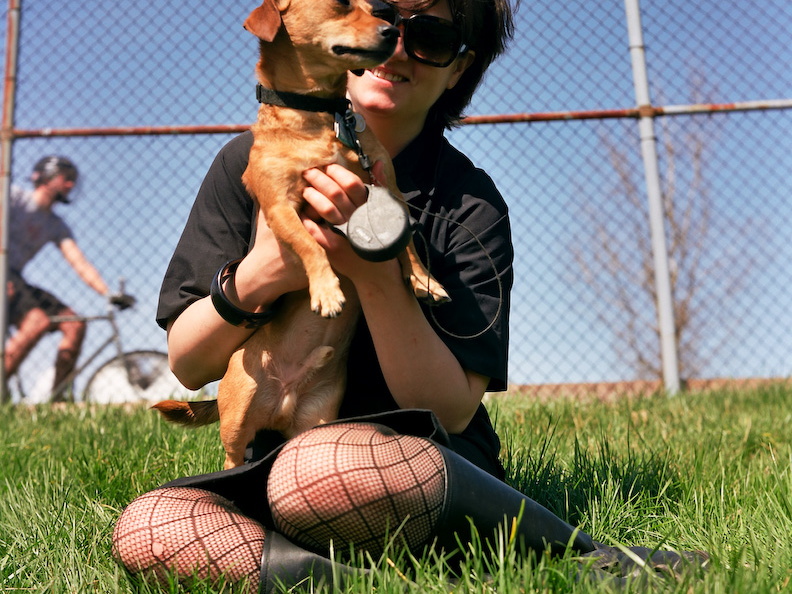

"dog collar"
[255, 84, 350, 115]
[254, 84, 373, 175]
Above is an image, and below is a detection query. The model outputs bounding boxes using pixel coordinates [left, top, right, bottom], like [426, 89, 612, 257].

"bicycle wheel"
[84, 350, 197, 404]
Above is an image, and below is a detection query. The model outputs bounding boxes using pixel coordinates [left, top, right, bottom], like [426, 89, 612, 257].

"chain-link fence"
[1, 0, 790, 402]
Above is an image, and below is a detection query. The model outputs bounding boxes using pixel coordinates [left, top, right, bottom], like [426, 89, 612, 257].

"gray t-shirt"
[8, 186, 73, 273]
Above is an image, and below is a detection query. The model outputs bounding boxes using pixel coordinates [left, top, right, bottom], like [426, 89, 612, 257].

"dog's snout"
[378, 23, 399, 42]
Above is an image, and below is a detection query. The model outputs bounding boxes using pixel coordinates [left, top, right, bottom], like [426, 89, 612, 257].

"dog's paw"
[311, 291, 346, 318]
[406, 274, 451, 306]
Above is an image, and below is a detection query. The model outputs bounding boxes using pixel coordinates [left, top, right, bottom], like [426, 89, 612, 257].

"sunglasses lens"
[404, 16, 462, 67]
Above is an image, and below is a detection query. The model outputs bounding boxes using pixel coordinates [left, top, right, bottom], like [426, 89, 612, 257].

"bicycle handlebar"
[108, 292, 136, 310]
[46, 280, 136, 324]
[107, 278, 136, 310]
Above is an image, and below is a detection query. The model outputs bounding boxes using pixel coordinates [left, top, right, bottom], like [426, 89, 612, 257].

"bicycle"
[10, 280, 199, 404]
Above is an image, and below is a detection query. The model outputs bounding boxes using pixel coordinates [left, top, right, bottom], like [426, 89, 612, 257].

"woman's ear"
[446, 51, 476, 90]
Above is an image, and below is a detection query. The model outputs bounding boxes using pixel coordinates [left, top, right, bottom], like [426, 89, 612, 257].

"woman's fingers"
[302, 164, 369, 225]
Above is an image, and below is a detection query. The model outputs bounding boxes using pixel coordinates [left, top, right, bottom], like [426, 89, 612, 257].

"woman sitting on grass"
[112, 0, 706, 589]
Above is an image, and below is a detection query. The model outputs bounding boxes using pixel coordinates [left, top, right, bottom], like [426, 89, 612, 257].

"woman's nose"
[390, 26, 408, 60]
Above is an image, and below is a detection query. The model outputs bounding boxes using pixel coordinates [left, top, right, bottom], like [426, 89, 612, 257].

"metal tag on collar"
[334, 109, 366, 151]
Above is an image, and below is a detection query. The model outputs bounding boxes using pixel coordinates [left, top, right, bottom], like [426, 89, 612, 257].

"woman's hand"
[301, 162, 401, 282]
[302, 163, 369, 225]
[232, 207, 309, 310]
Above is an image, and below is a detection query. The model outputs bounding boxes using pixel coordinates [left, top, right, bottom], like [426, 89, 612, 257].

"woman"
[112, 0, 692, 590]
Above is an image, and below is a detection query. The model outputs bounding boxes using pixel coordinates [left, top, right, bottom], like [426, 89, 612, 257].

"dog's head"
[245, 0, 399, 75]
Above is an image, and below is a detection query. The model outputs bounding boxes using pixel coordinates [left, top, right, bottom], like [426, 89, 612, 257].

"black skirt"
[160, 409, 495, 528]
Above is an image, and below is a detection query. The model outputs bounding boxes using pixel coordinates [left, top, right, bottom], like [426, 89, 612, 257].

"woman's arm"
[354, 260, 490, 433]
[166, 208, 310, 388]
[302, 164, 488, 433]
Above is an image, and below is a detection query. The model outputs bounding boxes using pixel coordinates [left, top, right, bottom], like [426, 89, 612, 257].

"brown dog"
[153, 0, 448, 469]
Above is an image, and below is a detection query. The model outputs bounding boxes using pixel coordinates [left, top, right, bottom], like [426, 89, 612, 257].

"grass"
[1, 383, 791, 592]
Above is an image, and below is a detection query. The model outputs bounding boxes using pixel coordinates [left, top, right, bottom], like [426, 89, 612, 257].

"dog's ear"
[244, 0, 287, 42]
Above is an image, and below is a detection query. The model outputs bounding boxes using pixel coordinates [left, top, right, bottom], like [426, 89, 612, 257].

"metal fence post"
[1, 0, 22, 396]
[624, 0, 681, 394]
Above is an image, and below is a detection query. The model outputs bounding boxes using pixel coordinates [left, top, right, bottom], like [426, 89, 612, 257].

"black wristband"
[210, 259, 282, 329]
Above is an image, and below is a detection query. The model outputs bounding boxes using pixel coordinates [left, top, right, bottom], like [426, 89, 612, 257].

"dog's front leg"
[267, 201, 346, 317]
[243, 171, 346, 318]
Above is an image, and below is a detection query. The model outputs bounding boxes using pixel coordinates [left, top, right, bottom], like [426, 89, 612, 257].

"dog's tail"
[151, 399, 220, 426]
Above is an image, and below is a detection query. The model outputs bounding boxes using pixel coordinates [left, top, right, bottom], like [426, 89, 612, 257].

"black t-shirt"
[158, 125, 514, 477]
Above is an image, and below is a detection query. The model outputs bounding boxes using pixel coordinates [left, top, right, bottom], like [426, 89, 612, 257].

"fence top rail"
[8, 99, 790, 139]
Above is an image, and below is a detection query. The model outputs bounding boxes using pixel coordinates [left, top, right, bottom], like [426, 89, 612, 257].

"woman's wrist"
[211, 259, 284, 328]
[349, 258, 404, 297]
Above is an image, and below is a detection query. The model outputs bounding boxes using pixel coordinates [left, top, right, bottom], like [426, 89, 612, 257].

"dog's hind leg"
[398, 244, 450, 305]
[217, 351, 265, 469]
[276, 345, 341, 437]
[218, 392, 261, 470]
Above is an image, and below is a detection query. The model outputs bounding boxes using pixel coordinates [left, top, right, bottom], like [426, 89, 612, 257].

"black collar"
[255, 84, 349, 115]
[255, 83, 373, 176]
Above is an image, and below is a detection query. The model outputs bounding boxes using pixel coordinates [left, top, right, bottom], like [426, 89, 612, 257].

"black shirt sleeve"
[156, 132, 256, 329]
[419, 164, 513, 392]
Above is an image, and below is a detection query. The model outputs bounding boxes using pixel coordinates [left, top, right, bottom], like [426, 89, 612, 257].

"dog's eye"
[336, 0, 351, 6]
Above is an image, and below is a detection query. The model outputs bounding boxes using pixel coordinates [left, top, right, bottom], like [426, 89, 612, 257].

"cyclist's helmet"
[31, 156, 79, 202]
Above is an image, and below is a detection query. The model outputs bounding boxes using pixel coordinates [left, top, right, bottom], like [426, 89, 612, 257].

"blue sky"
[2, 1, 790, 395]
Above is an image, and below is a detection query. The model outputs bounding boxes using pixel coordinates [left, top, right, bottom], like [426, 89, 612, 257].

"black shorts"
[7, 272, 68, 328]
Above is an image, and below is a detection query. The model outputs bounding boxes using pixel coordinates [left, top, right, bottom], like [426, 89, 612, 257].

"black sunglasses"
[387, 13, 468, 68]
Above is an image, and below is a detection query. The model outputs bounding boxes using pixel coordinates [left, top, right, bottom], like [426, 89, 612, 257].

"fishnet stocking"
[267, 422, 446, 557]
[112, 487, 264, 592]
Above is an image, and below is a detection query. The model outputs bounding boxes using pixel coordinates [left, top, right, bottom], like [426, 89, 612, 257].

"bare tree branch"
[571, 108, 760, 382]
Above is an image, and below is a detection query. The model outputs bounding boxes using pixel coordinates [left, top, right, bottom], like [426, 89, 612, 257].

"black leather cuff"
[210, 259, 282, 329]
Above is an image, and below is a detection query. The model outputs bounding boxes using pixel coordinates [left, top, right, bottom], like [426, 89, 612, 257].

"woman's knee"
[267, 422, 447, 557]
[112, 486, 264, 587]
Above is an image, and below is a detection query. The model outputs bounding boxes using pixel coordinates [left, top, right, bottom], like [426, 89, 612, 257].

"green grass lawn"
[1, 383, 791, 592]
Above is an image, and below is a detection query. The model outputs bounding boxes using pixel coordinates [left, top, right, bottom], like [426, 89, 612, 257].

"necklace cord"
[408, 204, 504, 340]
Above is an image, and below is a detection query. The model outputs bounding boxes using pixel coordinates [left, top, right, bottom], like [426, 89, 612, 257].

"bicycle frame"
[6, 281, 181, 404]
[46, 304, 128, 402]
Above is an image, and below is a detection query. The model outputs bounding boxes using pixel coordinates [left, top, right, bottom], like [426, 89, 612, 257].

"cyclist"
[4, 155, 112, 401]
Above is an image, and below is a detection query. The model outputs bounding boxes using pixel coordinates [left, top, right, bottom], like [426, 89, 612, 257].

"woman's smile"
[369, 66, 409, 83]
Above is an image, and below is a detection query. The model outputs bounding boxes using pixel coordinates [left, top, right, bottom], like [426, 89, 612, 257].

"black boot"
[433, 444, 597, 558]
[260, 531, 368, 593]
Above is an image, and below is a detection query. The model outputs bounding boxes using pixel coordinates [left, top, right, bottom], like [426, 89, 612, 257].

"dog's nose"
[378, 23, 399, 42]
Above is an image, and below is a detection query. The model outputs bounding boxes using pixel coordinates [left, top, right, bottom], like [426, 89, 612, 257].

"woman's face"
[347, 0, 473, 130]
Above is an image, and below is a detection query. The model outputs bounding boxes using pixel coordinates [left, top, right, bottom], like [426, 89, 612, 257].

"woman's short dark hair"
[444, 0, 514, 127]
[399, 0, 515, 128]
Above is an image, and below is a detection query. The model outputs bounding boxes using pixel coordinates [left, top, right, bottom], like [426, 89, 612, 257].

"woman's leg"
[266, 422, 707, 580]
[266, 421, 595, 560]
[113, 422, 705, 591]
[112, 486, 365, 593]
[112, 487, 265, 591]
